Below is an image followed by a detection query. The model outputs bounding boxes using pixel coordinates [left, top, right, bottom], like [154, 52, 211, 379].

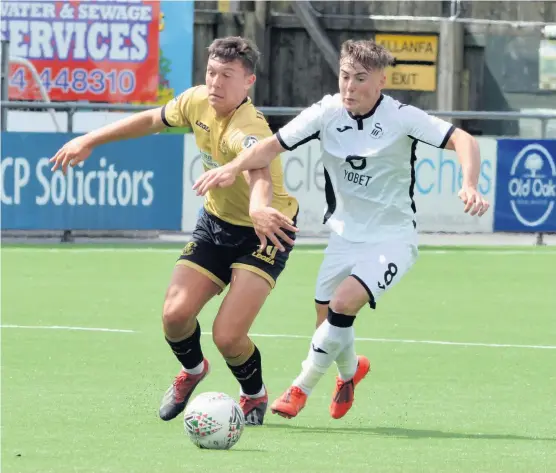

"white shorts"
[314, 233, 419, 309]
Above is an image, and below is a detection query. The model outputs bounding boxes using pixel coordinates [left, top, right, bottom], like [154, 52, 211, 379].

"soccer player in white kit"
[193, 39, 490, 420]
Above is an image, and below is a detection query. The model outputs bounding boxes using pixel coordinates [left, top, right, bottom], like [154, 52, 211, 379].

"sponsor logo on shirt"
[196, 120, 210, 132]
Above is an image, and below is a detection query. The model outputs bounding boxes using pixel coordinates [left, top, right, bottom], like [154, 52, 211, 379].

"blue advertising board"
[494, 139, 556, 232]
[1, 132, 184, 230]
[158, 0, 195, 100]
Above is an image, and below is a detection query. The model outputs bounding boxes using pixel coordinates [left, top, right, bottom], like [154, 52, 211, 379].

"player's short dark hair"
[207, 36, 260, 74]
[340, 39, 395, 71]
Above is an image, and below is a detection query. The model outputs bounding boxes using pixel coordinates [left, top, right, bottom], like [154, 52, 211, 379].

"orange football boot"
[329, 355, 371, 419]
[270, 386, 308, 419]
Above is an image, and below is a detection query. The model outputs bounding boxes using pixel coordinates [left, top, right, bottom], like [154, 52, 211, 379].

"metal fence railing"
[2, 100, 556, 138]
[0, 101, 304, 132]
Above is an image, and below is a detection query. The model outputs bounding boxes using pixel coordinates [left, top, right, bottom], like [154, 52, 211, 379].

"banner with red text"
[1, 0, 160, 102]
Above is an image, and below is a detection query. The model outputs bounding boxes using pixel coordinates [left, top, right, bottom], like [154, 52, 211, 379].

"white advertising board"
[181, 135, 497, 235]
[5, 112, 498, 234]
[413, 137, 497, 232]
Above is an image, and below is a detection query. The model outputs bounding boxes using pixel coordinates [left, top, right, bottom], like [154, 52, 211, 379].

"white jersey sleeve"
[399, 105, 455, 148]
[276, 100, 324, 151]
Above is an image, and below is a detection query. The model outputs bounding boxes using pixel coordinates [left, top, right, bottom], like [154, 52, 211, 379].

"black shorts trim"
[350, 274, 377, 309]
[176, 209, 296, 291]
[175, 259, 226, 293]
[315, 299, 330, 305]
[230, 262, 275, 288]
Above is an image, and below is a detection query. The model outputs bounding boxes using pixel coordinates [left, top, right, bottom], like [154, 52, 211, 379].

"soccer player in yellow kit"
[49, 37, 299, 426]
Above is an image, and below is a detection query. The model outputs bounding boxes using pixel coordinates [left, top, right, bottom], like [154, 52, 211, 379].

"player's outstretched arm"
[236, 135, 285, 172]
[193, 135, 284, 196]
[50, 108, 166, 175]
[445, 128, 490, 217]
[244, 167, 297, 251]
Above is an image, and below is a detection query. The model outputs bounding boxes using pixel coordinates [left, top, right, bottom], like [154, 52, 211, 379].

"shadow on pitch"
[228, 448, 267, 453]
[263, 423, 556, 442]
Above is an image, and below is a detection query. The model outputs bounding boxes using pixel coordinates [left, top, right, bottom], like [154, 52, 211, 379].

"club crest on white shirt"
[370, 122, 384, 139]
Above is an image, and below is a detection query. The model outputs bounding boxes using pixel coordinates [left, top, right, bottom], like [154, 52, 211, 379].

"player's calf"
[214, 334, 268, 426]
[270, 308, 357, 419]
[224, 345, 268, 426]
[160, 322, 211, 421]
[323, 279, 371, 419]
[159, 265, 221, 421]
[212, 269, 275, 425]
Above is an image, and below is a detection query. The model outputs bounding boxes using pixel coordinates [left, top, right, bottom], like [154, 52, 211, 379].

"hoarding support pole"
[61, 230, 74, 243]
[438, 20, 464, 125]
[1, 40, 10, 131]
[534, 118, 548, 246]
[61, 108, 75, 243]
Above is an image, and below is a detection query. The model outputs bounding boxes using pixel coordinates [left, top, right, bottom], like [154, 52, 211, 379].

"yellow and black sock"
[165, 321, 204, 370]
[225, 340, 264, 396]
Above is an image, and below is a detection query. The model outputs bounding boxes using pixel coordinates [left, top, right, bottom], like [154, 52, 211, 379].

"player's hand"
[50, 137, 93, 175]
[193, 164, 239, 196]
[458, 185, 490, 217]
[250, 206, 298, 252]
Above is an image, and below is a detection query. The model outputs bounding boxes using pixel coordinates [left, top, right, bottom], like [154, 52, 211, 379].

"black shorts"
[176, 208, 297, 292]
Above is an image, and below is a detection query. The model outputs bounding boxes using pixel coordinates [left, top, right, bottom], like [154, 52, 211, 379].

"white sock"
[183, 361, 204, 375]
[293, 358, 327, 396]
[335, 339, 358, 381]
[293, 320, 354, 395]
[240, 384, 266, 399]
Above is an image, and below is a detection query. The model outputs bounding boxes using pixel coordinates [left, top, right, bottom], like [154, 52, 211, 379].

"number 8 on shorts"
[315, 235, 419, 309]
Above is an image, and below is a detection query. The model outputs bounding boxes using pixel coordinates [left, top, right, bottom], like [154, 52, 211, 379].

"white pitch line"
[1, 325, 553, 349]
[2, 247, 555, 255]
[303, 250, 556, 255]
[205, 332, 556, 351]
[0, 324, 135, 333]
[1, 248, 180, 253]
[352, 337, 556, 350]
[416, 250, 556, 255]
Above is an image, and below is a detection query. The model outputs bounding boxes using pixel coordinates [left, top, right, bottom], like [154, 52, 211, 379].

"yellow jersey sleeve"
[161, 86, 199, 128]
[226, 112, 291, 203]
[227, 115, 272, 156]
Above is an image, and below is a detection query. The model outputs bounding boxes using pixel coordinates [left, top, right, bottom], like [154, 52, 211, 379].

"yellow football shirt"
[161, 85, 298, 227]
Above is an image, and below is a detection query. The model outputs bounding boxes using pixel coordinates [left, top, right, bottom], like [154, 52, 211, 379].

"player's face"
[205, 58, 255, 115]
[339, 59, 385, 115]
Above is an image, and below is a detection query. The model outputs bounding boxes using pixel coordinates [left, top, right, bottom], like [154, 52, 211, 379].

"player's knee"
[330, 278, 370, 315]
[329, 296, 360, 316]
[212, 328, 246, 358]
[162, 292, 198, 337]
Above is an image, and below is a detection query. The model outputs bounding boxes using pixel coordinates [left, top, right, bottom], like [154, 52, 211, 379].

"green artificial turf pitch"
[1, 245, 555, 473]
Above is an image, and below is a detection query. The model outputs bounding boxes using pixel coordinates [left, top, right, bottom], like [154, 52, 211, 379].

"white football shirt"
[276, 93, 455, 243]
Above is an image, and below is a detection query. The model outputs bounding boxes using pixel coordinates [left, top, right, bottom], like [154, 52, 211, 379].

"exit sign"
[375, 34, 439, 92]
